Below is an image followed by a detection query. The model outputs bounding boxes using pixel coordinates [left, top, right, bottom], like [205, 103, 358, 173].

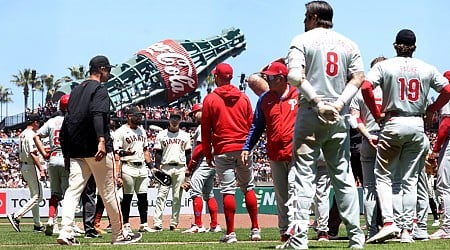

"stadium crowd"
[0, 105, 276, 188]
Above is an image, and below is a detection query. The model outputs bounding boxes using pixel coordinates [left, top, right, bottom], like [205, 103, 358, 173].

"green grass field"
[0, 216, 449, 249]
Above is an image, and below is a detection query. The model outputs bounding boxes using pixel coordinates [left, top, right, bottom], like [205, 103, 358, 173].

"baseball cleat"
[207, 224, 222, 232]
[366, 224, 400, 243]
[7, 213, 21, 232]
[400, 229, 414, 243]
[57, 237, 80, 245]
[138, 223, 153, 233]
[250, 228, 261, 241]
[219, 232, 238, 243]
[112, 232, 142, 245]
[183, 224, 206, 233]
[430, 229, 450, 239]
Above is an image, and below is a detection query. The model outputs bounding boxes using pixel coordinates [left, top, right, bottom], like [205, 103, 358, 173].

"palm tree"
[11, 68, 37, 115]
[0, 86, 13, 118]
[68, 65, 87, 80]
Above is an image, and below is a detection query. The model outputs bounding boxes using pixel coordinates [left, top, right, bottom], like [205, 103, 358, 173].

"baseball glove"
[153, 170, 172, 186]
[181, 176, 191, 191]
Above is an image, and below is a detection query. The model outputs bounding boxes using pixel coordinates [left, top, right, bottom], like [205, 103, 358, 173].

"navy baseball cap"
[89, 55, 115, 69]
[126, 106, 143, 115]
[395, 29, 416, 46]
[27, 113, 40, 122]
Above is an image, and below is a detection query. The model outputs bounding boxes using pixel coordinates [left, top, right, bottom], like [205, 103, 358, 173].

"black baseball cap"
[126, 106, 143, 116]
[169, 110, 182, 120]
[395, 29, 416, 46]
[27, 113, 40, 122]
[89, 55, 114, 69]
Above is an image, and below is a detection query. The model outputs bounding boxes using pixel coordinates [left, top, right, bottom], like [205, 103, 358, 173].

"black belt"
[386, 111, 422, 117]
[168, 163, 180, 166]
[22, 162, 30, 164]
[124, 161, 144, 166]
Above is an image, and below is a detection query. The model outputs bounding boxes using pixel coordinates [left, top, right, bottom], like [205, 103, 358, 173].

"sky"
[1, 0, 450, 118]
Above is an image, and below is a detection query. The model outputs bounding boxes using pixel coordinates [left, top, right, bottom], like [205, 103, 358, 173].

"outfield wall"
[0, 187, 363, 218]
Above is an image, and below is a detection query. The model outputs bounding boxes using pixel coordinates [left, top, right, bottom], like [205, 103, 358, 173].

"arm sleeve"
[187, 142, 203, 173]
[201, 97, 213, 161]
[92, 112, 105, 138]
[154, 149, 162, 169]
[243, 96, 266, 151]
[185, 149, 191, 167]
[428, 84, 450, 112]
[361, 80, 381, 119]
[433, 117, 450, 152]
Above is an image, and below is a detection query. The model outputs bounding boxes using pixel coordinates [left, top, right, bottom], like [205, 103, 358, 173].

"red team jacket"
[243, 85, 299, 162]
[201, 84, 253, 161]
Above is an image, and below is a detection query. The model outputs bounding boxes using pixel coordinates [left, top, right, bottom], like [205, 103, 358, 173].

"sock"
[244, 190, 259, 229]
[48, 195, 59, 221]
[223, 194, 236, 234]
[137, 193, 148, 224]
[193, 196, 203, 226]
[207, 197, 219, 228]
[121, 194, 133, 224]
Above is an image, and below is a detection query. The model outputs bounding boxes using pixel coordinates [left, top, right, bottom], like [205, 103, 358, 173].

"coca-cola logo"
[138, 40, 198, 102]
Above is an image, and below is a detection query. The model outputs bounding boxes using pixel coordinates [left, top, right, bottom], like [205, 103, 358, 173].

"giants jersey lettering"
[114, 125, 148, 162]
[350, 88, 382, 132]
[289, 27, 364, 100]
[37, 116, 64, 152]
[154, 129, 191, 165]
[19, 128, 37, 163]
[366, 57, 448, 114]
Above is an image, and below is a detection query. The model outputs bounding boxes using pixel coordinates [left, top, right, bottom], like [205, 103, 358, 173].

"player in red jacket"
[201, 63, 260, 243]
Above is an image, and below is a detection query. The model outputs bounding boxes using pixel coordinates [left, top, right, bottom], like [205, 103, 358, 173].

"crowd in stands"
[0, 105, 274, 188]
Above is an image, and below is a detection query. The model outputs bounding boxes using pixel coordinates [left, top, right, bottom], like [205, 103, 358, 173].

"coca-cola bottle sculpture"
[106, 28, 246, 112]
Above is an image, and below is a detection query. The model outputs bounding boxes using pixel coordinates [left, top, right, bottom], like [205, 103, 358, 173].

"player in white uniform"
[280, 1, 365, 249]
[34, 94, 70, 236]
[362, 29, 450, 243]
[151, 110, 192, 231]
[182, 103, 221, 234]
[349, 57, 385, 239]
[8, 113, 45, 232]
[114, 106, 152, 233]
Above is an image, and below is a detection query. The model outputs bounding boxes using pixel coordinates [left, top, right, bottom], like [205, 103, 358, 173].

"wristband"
[118, 150, 127, 157]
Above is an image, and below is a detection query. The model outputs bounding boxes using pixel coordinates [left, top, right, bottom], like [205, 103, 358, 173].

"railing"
[0, 113, 26, 129]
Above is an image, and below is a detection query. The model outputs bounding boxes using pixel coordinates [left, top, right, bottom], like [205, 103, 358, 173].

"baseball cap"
[169, 110, 182, 120]
[189, 103, 203, 116]
[395, 29, 416, 46]
[126, 106, 143, 116]
[89, 55, 114, 69]
[27, 113, 40, 122]
[261, 61, 288, 76]
[212, 63, 233, 80]
[444, 71, 450, 81]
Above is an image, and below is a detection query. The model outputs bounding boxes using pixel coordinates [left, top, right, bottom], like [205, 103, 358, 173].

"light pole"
[30, 70, 37, 113]
[23, 71, 29, 119]
[5, 90, 12, 117]
[40, 74, 47, 109]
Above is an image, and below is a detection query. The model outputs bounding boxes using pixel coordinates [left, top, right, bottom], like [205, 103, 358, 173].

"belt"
[123, 161, 144, 166]
[386, 111, 423, 117]
[21, 162, 30, 164]
[168, 163, 181, 166]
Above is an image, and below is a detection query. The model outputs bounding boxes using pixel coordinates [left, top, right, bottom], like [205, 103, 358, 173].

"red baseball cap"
[212, 63, 233, 80]
[444, 71, 450, 81]
[261, 61, 288, 76]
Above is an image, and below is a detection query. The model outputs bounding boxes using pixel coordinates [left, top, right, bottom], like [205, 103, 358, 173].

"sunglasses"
[263, 74, 281, 82]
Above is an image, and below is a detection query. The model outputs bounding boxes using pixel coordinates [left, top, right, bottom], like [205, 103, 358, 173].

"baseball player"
[280, 1, 366, 249]
[182, 103, 221, 234]
[33, 94, 70, 236]
[362, 29, 450, 243]
[8, 113, 45, 232]
[428, 72, 450, 239]
[114, 106, 152, 233]
[349, 57, 385, 239]
[202, 62, 260, 243]
[151, 110, 192, 232]
[242, 61, 297, 241]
